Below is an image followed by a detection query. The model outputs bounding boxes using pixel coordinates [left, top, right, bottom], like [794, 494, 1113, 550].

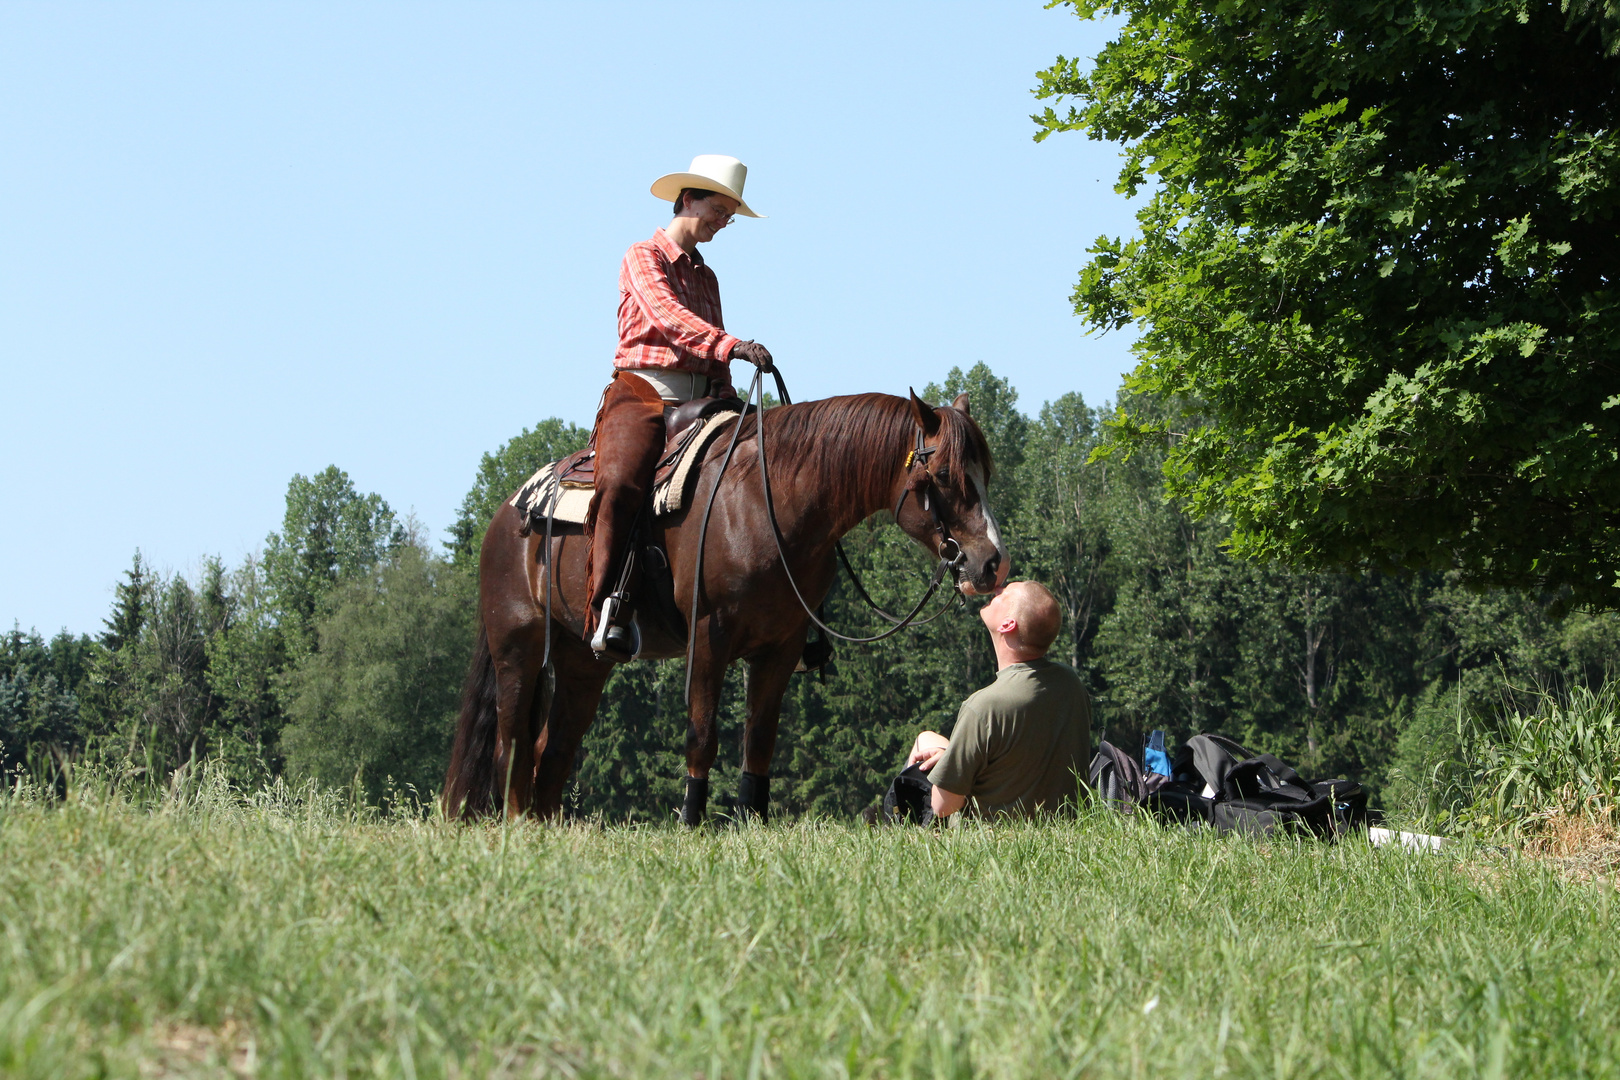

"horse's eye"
[935, 471, 950, 487]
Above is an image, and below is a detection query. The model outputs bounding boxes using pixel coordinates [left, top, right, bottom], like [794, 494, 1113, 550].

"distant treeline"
[5, 364, 1617, 818]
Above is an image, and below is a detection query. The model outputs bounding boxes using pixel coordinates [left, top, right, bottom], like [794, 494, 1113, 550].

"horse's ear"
[908, 388, 942, 436]
[951, 392, 971, 417]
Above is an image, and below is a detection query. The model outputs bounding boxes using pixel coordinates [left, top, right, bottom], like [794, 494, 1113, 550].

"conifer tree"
[101, 552, 148, 651]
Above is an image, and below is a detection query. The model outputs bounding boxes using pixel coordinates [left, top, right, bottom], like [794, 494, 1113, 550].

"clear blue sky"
[1, 1, 1140, 638]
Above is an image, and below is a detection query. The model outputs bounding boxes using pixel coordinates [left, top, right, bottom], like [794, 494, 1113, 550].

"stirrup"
[590, 596, 641, 663]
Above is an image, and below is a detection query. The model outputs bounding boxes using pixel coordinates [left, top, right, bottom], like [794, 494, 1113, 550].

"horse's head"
[897, 390, 1011, 596]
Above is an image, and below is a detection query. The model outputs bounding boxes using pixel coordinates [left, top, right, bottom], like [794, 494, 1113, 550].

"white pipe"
[1367, 827, 1448, 852]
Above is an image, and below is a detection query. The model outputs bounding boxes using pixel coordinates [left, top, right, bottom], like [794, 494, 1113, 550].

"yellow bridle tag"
[904, 449, 916, 468]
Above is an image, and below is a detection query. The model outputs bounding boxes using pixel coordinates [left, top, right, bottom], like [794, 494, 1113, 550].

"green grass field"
[2, 774, 1616, 1079]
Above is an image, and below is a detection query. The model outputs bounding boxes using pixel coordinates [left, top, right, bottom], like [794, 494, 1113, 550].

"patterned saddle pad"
[509, 403, 746, 527]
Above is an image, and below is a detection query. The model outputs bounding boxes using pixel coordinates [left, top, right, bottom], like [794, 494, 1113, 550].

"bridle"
[890, 422, 967, 584]
[684, 365, 969, 701]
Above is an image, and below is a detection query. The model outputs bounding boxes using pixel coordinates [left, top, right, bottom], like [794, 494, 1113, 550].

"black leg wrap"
[681, 776, 710, 827]
[737, 771, 770, 824]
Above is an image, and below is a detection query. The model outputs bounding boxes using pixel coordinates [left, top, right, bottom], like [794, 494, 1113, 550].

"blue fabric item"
[1144, 730, 1172, 777]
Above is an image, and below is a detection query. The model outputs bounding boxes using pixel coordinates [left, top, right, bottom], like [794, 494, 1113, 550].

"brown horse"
[442, 389, 1009, 822]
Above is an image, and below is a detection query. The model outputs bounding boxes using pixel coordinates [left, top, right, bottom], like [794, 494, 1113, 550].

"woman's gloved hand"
[730, 340, 775, 372]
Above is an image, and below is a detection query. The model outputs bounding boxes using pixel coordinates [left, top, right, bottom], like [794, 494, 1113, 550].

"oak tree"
[1039, 0, 1620, 607]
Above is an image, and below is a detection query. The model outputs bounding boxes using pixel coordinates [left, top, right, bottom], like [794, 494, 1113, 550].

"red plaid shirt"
[614, 228, 741, 391]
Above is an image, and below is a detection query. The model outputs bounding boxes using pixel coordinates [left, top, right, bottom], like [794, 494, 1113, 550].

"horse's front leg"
[682, 615, 730, 826]
[735, 635, 806, 824]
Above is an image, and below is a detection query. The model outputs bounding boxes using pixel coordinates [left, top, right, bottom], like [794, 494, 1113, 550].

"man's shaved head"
[1005, 582, 1061, 654]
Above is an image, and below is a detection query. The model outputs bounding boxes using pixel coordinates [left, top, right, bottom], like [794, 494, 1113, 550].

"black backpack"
[1088, 740, 1163, 812]
[880, 763, 936, 825]
[1161, 733, 1369, 838]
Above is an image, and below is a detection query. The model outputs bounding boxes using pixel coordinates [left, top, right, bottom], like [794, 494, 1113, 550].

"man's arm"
[930, 783, 967, 819]
[925, 706, 989, 821]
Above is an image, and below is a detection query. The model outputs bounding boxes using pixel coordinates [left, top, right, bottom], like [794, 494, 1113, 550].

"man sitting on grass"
[901, 581, 1092, 822]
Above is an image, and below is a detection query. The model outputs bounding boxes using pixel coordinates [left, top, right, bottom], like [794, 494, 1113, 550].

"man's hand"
[731, 340, 775, 371]
[907, 731, 951, 774]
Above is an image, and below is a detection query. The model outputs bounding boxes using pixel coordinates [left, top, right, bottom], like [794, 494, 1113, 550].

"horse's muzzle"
[956, 546, 1008, 596]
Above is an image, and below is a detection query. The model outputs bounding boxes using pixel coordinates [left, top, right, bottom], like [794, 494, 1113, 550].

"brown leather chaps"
[584, 371, 667, 637]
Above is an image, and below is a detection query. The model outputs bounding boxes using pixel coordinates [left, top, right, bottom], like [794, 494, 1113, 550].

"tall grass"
[1476, 681, 1620, 828]
[4, 765, 1620, 1078]
[1419, 680, 1620, 839]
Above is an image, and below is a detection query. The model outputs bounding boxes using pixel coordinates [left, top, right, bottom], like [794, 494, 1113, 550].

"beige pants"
[626, 368, 710, 404]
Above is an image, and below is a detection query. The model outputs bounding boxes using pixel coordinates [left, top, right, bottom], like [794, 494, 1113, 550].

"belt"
[626, 369, 711, 403]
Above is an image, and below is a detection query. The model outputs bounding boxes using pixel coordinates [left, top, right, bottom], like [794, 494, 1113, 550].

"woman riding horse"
[587, 154, 774, 663]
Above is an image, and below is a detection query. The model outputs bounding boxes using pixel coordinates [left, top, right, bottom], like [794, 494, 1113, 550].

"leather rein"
[683, 365, 967, 700]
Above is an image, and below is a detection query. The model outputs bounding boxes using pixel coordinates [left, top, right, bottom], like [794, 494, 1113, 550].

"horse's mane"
[750, 392, 993, 512]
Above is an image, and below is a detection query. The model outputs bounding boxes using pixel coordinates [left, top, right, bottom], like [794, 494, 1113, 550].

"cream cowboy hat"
[650, 154, 764, 218]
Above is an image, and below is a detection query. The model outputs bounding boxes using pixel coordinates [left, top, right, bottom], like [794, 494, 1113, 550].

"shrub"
[1461, 680, 1620, 837]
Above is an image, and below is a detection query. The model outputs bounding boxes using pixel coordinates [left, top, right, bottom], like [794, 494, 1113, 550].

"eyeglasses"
[704, 202, 737, 224]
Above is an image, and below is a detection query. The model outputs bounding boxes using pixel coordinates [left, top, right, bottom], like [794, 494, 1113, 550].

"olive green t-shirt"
[927, 659, 1092, 819]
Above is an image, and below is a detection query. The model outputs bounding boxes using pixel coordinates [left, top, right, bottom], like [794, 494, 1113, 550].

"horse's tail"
[443, 622, 500, 819]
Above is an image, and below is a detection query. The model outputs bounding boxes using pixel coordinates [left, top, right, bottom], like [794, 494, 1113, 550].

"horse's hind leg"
[491, 632, 545, 819]
[735, 640, 805, 824]
[531, 626, 614, 820]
